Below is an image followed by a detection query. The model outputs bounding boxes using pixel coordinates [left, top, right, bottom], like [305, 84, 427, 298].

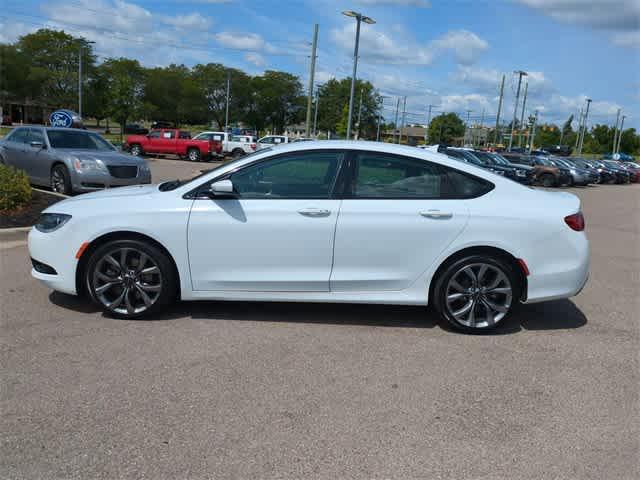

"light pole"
[78, 40, 95, 118]
[342, 10, 375, 140]
[577, 98, 592, 155]
[508, 70, 527, 152]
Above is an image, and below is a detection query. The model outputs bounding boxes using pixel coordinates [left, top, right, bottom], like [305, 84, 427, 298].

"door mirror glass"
[210, 179, 234, 195]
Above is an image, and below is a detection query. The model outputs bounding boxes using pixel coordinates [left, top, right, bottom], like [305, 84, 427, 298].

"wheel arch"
[428, 245, 528, 304]
[75, 230, 181, 299]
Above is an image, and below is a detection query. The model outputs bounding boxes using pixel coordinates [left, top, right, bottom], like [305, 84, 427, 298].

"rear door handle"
[298, 208, 331, 217]
[420, 210, 453, 219]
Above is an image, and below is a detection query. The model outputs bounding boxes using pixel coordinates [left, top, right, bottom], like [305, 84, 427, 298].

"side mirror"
[210, 179, 235, 196]
[30, 141, 45, 149]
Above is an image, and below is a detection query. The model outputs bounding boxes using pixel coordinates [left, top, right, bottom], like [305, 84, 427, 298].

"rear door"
[330, 151, 472, 292]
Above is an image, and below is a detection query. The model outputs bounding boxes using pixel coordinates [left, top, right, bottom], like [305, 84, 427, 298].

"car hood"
[56, 184, 159, 205]
[55, 149, 143, 165]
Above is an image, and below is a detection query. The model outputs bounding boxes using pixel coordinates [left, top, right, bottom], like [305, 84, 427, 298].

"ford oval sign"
[49, 110, 74, 128]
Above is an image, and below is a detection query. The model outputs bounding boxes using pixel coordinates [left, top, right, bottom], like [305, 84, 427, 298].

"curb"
[33, 188, 70, 199]
[0, 226, 31, 233]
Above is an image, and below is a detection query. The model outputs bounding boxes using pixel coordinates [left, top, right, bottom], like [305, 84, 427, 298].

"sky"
[1, 0, 639, 129]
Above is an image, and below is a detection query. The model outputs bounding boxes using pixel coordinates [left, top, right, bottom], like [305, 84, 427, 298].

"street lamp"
[342, 10, 375, 140]
[78, 40, 96, 118]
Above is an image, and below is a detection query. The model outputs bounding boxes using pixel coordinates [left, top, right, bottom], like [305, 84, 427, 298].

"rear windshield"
[47, 130, 115, 151]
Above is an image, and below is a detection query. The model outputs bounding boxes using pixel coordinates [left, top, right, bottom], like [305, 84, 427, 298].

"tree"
[561, 114, 574, 144]
[248, 71, 304, 134]
[102, 58, 145, 141]
[316, 78, 380, 137]
[618, 128, 640, 154]
[428, 113, 465, 145]
[191, 64, 251, 129]
[84, 64, 111, 126]
[16, 29, 96, 109]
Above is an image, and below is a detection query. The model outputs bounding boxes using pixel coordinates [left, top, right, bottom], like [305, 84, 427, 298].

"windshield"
[488, 153, 511, 166]
[458, 150, 484, 166]
[158, 147, 273, 191]
[47, 130, 116, 150]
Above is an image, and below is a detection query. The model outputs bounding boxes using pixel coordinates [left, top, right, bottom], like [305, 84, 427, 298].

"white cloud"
[315, 70, 336, 84]
[355, 0, 430, 6]
[430, 30, 489, 65]
[612, 31, 640, 48]
[214, 32, 277, 53]
[244, 52, 266, 68]
[330, 25, 487, 66]
[515, 0, 639, 31]
[0, 21, 32, 43]
[515, 0, 640, 48]
[160, 13, 212, 31]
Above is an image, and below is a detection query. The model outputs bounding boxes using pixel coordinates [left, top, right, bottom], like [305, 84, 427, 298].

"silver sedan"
[0, 127, 151, 195]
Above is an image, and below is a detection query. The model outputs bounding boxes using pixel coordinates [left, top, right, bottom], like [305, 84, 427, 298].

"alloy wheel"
[188, 150, 199, 161]
[91, 247, 163, 315]
[445, 263, 513, 328]
[51, 168, 67, 193]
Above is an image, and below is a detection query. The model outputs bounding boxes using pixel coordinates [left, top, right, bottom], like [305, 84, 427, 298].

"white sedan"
[28, 141, 589, 332]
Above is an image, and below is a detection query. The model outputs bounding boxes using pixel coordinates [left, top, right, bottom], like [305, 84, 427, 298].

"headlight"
[34, 213, 72, 233]
[73, 158, 107, 173]
[139, 162, 150, 173]
[516, 170, 526, 177]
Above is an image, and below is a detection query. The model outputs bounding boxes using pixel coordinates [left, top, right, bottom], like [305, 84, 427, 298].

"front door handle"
[420, 210, 453, 219]
[298, 208, 331, 217]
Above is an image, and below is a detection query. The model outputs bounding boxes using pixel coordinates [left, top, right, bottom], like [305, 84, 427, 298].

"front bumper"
[28, 227, 79, 295]
[70, 167, 152, 192]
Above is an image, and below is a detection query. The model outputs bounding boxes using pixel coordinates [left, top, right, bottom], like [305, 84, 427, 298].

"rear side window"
[7, 128, 29, 144]
[349, 151, 493, 199]
[179, 131, 190, 139]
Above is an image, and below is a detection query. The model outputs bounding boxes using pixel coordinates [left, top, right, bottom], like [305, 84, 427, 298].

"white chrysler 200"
[28, 141, 589, 332]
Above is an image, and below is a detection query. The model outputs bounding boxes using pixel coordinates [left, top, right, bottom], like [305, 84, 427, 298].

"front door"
[330, 151, 471, 292]
[187, 150, 346, 291]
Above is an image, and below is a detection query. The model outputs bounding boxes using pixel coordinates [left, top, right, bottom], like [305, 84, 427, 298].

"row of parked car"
[422, 145, 640, 187]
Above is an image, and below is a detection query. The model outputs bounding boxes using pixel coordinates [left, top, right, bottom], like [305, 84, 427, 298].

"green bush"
[0, 163, 32, 212]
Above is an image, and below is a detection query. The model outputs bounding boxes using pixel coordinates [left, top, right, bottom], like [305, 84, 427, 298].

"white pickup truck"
[193, 131, 257, 158]
[256, 135, 291, 150]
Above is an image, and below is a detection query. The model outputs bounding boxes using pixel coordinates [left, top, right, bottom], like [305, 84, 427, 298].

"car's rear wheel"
[85, 239, 177, 318]
[129, 144, 143, 156]
[187, 148, 201, 162]
[51, 164, 72, 195]
[232, 148, 244, 159]
[433, 255, 519, 333]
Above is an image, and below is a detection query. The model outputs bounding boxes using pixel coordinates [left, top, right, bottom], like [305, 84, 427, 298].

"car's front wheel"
[129, 144, 143, 156]
[85, 239, 177, 318]
[187, 148, 201, 162]
[51, 164, 72, 195]
[433, 255, 519, 333]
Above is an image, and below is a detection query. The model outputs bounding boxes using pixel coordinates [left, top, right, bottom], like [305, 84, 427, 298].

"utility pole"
[305, 24, 319, 138]
[355, 88, 363, 140]
[398, 96, 407, 144]
[425, 104, 436, 144]
[393, 97, 400, 143]
[518, 81, 528, 147]
[465, 109, 472, 146]
[508, 70, 527, 151]
[493, 74, 505, 146]
[77, 40, 95, 118]
[612, 108, 621, 154]
[574, 109, 583, 151]
[312, 88, 320, 137]
[224, 70, 231, 132]
[528, 110, 538, 154]
[616, 115, 626, 154]
[577, 98, 592, 155]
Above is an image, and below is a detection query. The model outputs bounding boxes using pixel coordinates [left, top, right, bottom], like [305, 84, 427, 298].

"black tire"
[51, 164, 72, 195]
[129, 144, 143, 156]
[85, 239, 178, 319]
[232, 148, 245, 159]
[187, 148, 201, 162]
[540, 173, 556, 188]
[432, 254, 520, 333]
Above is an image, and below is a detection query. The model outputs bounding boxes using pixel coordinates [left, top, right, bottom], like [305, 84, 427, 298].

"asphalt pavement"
[1, 181, 638, 479]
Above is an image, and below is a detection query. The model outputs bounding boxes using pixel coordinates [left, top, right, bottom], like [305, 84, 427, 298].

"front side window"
[229, 151, 344, 199]
[148, 131, 161, 139]
[28, 128, 45, 145]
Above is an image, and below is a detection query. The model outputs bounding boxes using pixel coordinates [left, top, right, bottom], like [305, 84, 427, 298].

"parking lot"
[1, 161, 638, 478]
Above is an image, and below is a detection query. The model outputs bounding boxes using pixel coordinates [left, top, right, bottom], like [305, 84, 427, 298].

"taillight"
[250, 143, 257, 150]
[564, 212, 585, 231]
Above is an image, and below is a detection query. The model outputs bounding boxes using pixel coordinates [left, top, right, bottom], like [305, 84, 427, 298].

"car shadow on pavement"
[49, 292, 587, 334]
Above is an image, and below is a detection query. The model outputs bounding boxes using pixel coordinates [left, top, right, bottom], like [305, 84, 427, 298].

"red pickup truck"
[124, 129, 222, 162]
